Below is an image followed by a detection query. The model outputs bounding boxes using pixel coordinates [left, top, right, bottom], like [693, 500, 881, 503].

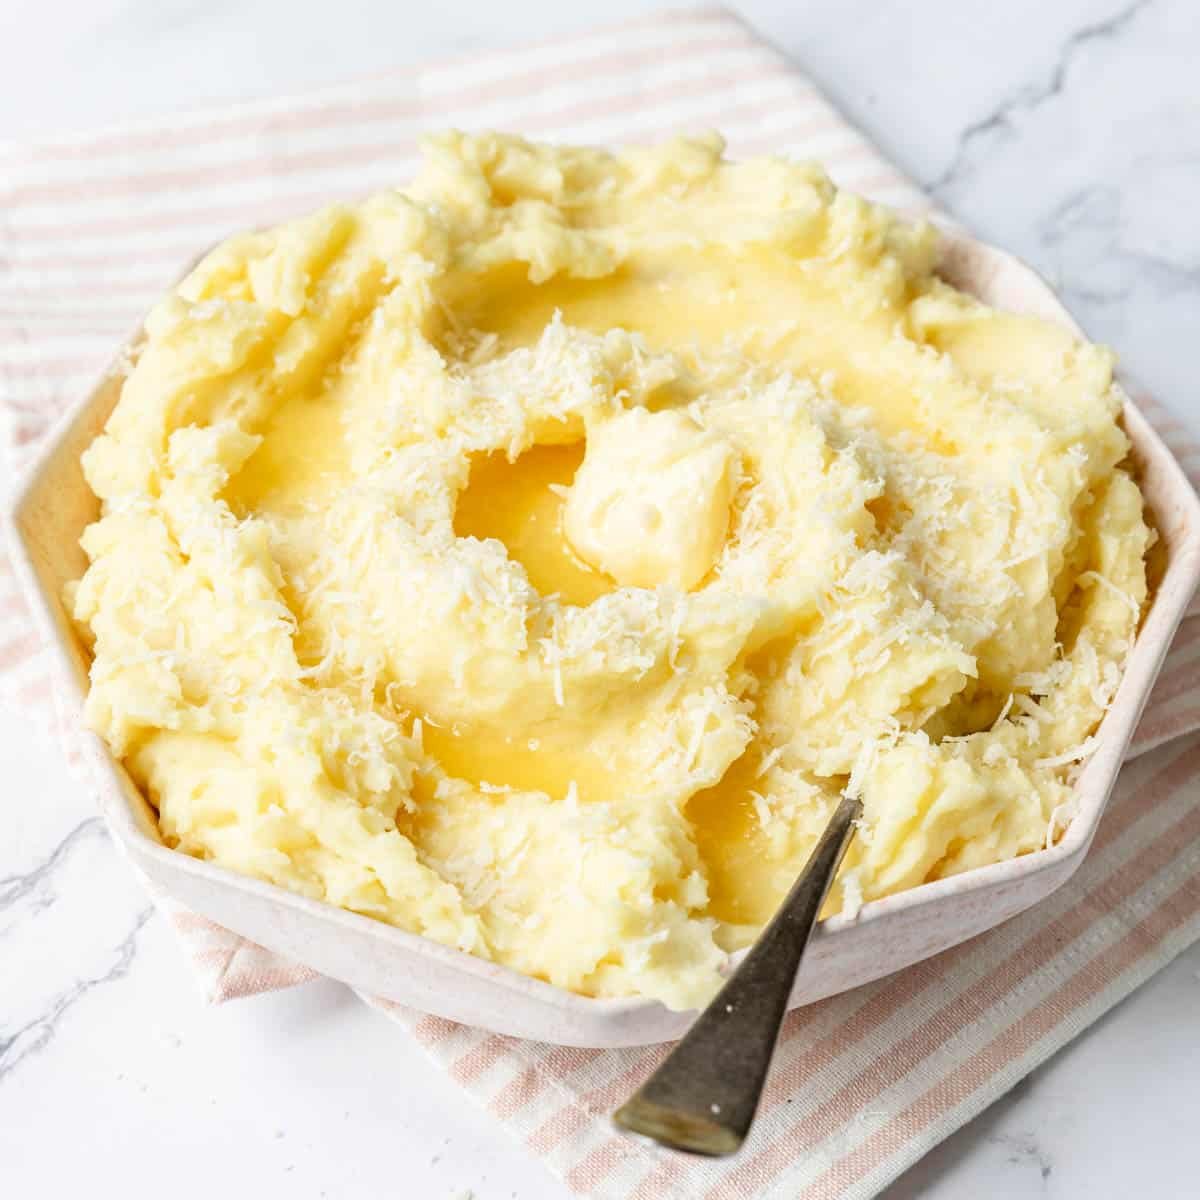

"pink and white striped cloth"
[3, 8, 1200, 1198]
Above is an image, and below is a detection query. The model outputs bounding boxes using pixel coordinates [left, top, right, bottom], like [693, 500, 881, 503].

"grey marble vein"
[988, 1130, 1055, 1184]
[928, 0, 1156, 195]
[0, 904, 155, 1082]
[1040, 180, 1200, 308]
[0, 817, 104, 914]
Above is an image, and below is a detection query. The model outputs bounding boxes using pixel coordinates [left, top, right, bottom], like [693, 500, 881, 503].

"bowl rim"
[6, 226, 1200, 1021]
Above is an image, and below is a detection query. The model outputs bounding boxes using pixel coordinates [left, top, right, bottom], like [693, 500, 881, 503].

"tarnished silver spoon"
[613, 794, 862, 1156]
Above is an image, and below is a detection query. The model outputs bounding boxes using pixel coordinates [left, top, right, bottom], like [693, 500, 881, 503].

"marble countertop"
[3, 2, 1198, 1196]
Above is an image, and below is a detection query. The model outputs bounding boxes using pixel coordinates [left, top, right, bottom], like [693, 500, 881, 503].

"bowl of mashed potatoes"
[9, 134, 1200, 1046]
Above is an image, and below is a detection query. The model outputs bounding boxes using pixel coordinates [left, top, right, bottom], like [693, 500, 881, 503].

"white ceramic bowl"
[7, 230, 1200, 1047]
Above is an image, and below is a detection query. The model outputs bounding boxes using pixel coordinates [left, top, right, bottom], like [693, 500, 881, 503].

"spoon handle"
[613, 794, 862, 1156]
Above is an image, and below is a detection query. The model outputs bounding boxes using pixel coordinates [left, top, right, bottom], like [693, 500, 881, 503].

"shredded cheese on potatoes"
[69, 133, 1151, 1009]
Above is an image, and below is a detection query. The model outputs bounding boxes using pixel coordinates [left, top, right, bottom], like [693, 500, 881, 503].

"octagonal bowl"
[7, 228, 1200, 1046]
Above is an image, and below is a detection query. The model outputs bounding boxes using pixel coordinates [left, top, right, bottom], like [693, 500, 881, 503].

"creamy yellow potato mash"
[69, 133, 1151, 1009]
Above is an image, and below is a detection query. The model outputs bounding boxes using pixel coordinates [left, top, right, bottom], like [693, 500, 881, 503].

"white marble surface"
[2, 2, 1199, 1197]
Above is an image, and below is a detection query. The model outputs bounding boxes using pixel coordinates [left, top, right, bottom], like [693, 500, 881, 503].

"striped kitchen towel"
[3, 8, 1200, 1198]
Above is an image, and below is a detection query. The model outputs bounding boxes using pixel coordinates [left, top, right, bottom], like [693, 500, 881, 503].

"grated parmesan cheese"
[69, 131, 1152, 1013]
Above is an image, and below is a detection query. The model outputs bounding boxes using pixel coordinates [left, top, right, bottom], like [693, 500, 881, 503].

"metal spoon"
[613, 794, 862, 1156]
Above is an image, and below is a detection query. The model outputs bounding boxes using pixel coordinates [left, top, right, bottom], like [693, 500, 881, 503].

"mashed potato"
[69, 133, 1151, 1009]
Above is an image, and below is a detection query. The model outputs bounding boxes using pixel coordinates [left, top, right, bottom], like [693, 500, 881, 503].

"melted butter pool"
[418, 718, 618, 806]
[453, 442, 615, 608]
